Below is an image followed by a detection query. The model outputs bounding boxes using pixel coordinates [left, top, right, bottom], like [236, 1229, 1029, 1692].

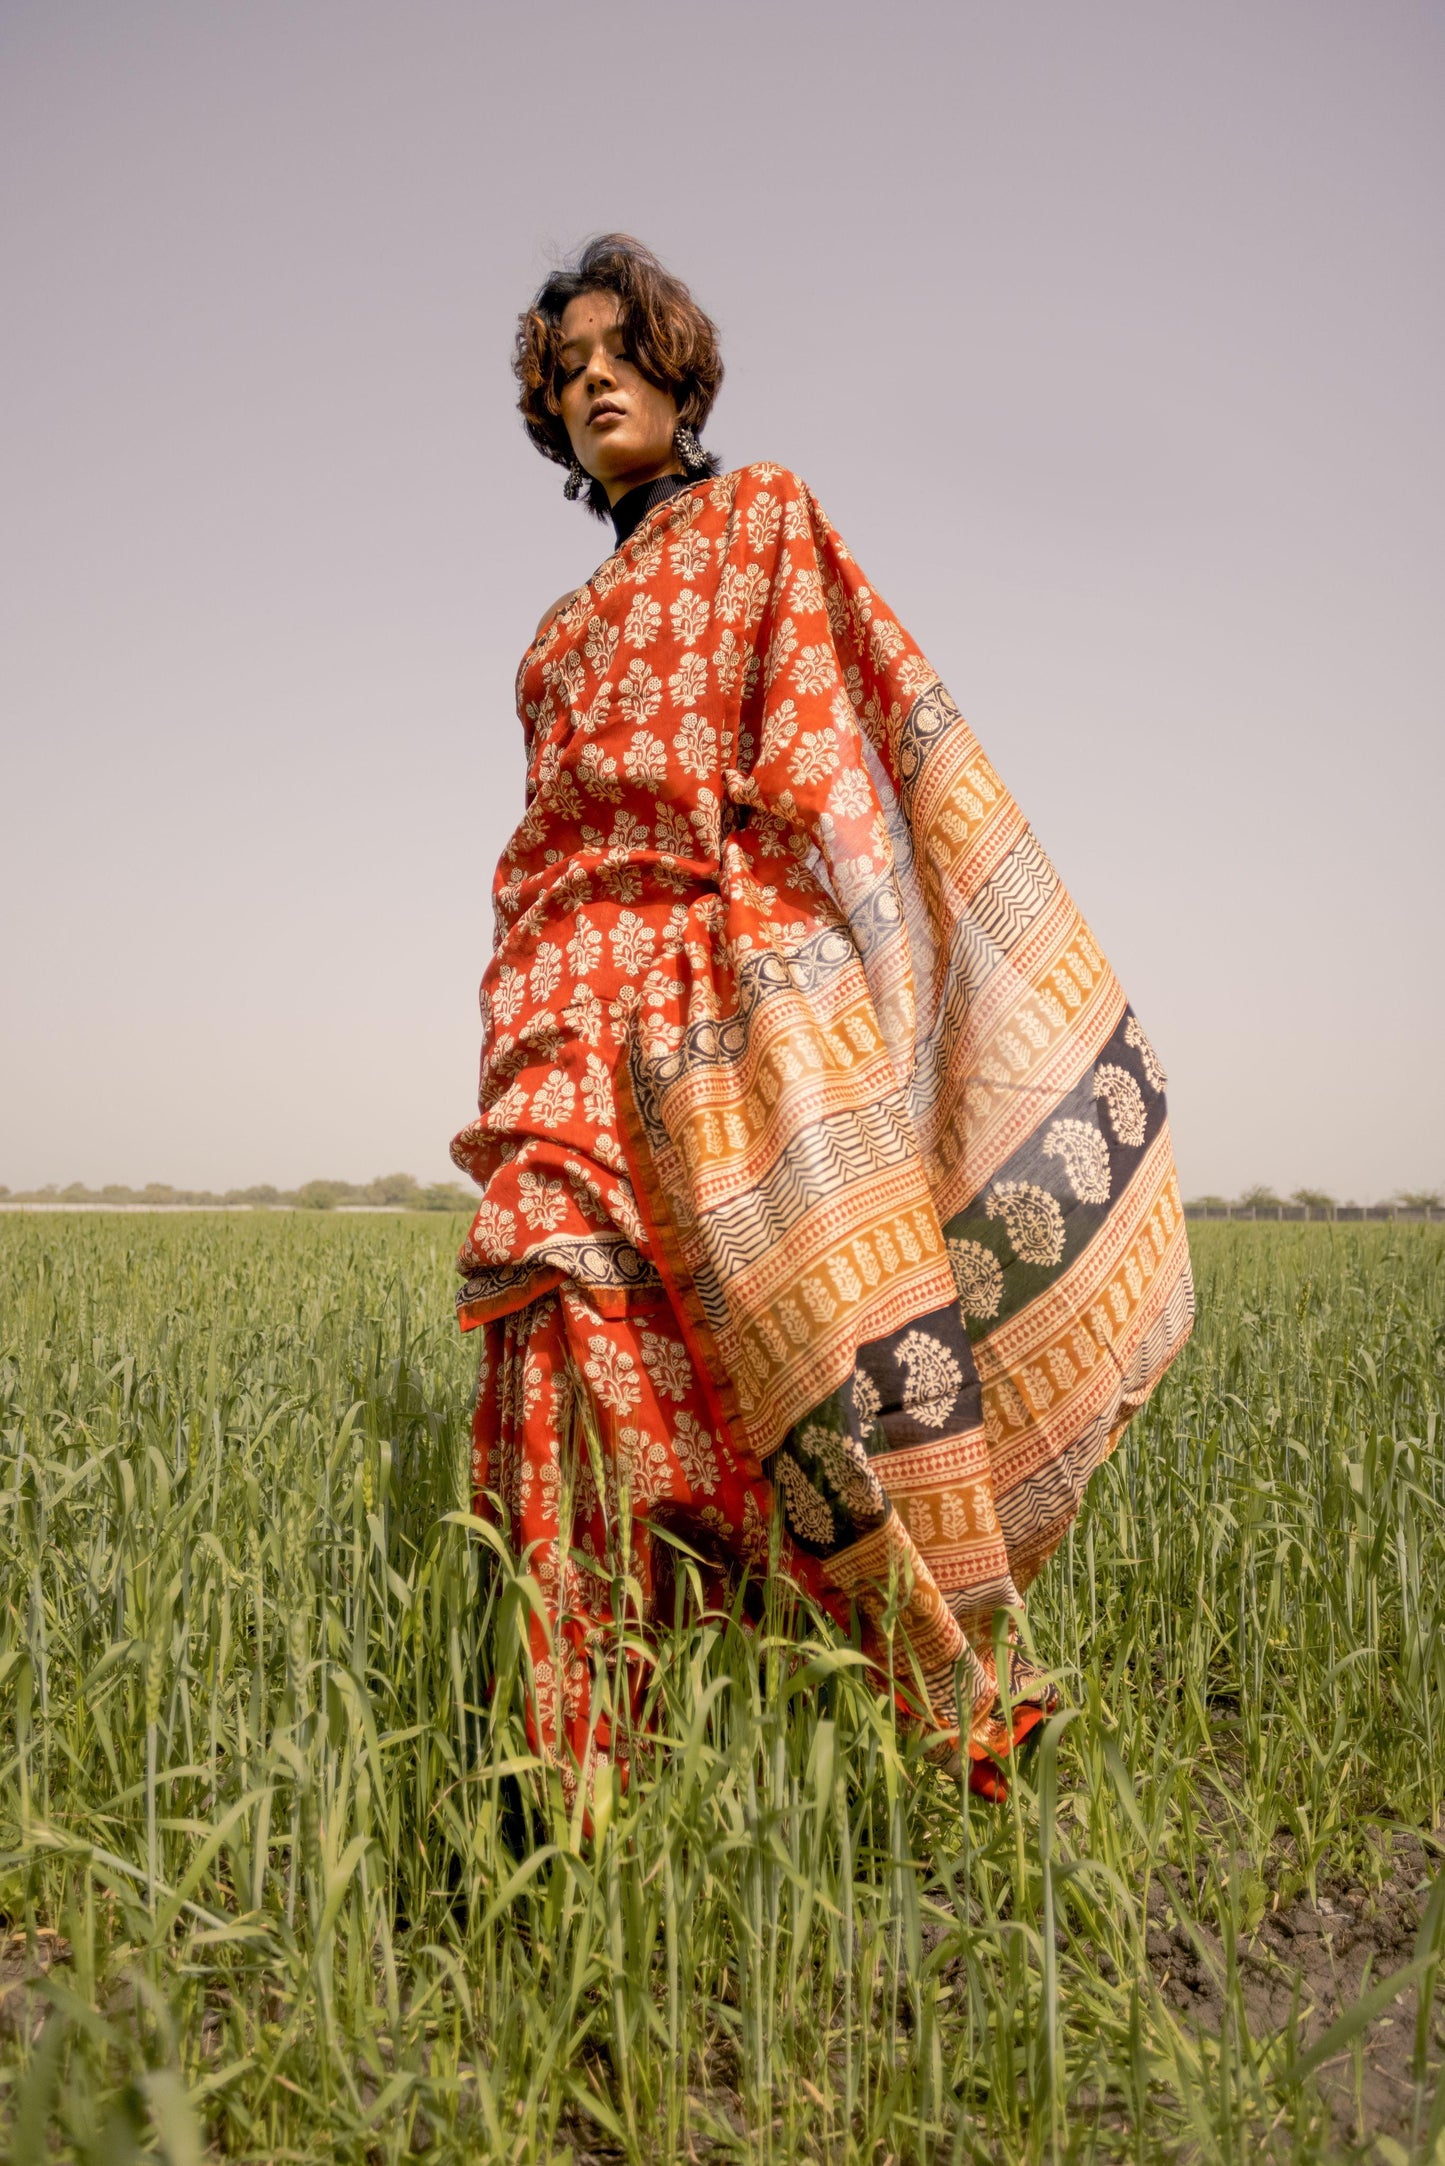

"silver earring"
[673, 422, 708, 474]
[563, 456, 588, 501]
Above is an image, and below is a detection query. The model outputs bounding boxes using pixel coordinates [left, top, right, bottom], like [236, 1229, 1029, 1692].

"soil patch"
[1145, 1827, 1443, 2149]
[0, 1930, 70, 2048]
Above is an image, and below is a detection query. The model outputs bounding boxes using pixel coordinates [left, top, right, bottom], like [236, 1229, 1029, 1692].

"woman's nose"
[585, 345, 618, 391]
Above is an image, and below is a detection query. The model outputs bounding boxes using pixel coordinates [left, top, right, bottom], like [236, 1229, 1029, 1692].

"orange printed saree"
[452, 463, 1193, 1788]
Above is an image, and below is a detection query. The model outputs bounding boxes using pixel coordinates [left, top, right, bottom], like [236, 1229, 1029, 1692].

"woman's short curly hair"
[514, 234, 723, 518]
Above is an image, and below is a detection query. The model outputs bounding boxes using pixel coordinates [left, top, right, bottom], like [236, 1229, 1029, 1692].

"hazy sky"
[2, 1, 1441, 1200]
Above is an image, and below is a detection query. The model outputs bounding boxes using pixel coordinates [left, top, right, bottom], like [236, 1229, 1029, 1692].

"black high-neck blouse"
[608, 471, 696, 547]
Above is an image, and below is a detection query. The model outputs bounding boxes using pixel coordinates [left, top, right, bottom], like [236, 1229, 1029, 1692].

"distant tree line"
[4, 1175, 1440, 1220]
[1184, 1185, 1442, 1219]
[0, 1172, 474, 1211]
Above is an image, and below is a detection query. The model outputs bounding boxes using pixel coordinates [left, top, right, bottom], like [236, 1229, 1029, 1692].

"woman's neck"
[603, 458, 684, 508]
[608, 470, 695, 547]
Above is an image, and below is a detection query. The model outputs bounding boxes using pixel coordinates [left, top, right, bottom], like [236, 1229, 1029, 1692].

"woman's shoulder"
[718, 463, 831, 537]
[533, 587, 584, 643]
[723, 460, 810, 499]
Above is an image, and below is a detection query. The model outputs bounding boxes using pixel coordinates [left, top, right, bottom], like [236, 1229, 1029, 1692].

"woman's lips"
[588, 402, 626, 427]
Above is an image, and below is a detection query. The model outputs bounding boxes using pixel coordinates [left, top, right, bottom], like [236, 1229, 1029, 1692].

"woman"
[452, 235, 1193, 1802]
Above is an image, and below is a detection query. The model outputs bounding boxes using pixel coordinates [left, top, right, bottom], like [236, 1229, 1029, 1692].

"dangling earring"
[563, 456, 588, 501]
[673, 422, 708, 474]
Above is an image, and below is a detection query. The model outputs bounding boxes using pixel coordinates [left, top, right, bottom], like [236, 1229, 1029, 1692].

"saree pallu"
[454, 463, 1193, 1789]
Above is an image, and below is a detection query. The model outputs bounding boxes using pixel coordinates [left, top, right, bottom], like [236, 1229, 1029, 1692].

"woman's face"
[556, 291, 681, 503]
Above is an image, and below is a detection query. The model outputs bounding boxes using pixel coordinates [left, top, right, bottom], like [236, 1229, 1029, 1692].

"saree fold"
[453, 462, 1192, 1781]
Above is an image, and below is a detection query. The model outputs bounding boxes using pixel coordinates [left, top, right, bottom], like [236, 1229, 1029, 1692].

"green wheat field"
[1, 1215, 1442, 2164]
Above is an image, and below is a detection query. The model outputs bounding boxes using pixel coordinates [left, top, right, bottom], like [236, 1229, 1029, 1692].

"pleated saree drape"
[452, 463, 1193, 1792]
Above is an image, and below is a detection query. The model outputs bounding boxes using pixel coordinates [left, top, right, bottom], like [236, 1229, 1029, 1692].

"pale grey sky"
[2, 1, 1441, 1200]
